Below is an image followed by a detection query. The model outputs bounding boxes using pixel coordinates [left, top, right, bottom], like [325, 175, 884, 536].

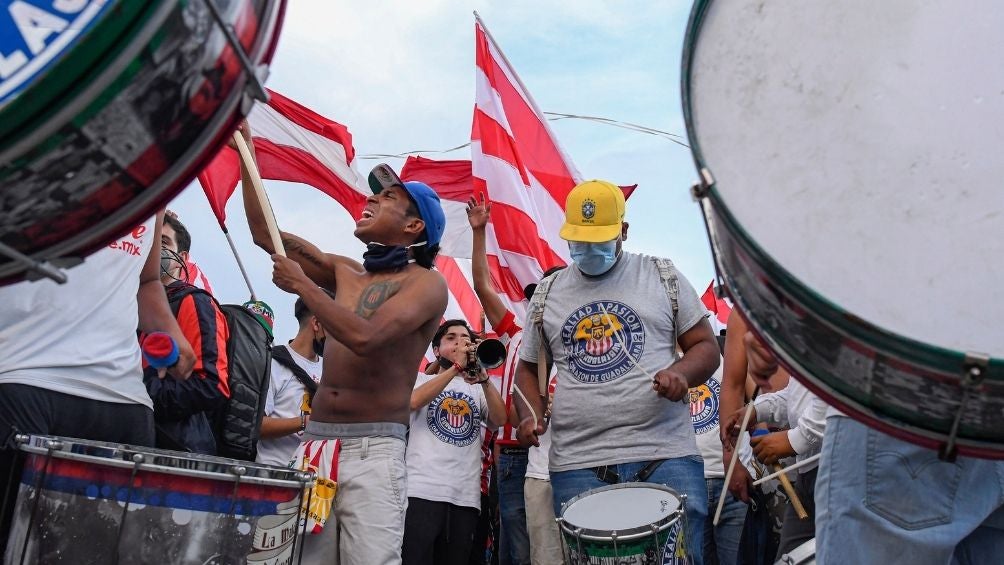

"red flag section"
[701, 282, 732, 325]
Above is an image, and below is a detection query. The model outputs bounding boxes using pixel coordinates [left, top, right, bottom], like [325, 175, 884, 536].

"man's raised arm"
[234, 122, 356, 290]
[466, 195, 508, 328]
[273, 255, 447, 356]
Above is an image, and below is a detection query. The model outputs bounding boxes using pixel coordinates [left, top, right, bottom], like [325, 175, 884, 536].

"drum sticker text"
[427, 390, 482, 446]
[561, 301, 645, 383]
[0, 0, 114, 106]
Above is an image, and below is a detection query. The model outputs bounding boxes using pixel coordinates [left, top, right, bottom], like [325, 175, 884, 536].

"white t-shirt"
[0, 217, 157, 407]
[256, 346, 322, 467]
[406, 372, 489, 510]
[691, 357, 753, 478]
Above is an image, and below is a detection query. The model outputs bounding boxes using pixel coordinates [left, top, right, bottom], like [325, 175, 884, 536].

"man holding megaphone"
[403, 319, 507, 565]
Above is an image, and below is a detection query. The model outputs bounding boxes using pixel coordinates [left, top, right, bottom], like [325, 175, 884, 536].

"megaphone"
[474, 338, 507, 370]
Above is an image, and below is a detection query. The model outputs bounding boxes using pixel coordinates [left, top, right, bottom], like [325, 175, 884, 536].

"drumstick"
[713, 390, 758, 526]
[752, 453, 821, 485]
[773, 464, 809, 520]
[232, 131, 286, 257]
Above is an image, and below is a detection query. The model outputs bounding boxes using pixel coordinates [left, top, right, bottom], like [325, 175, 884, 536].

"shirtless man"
[236, 124, 448, 564]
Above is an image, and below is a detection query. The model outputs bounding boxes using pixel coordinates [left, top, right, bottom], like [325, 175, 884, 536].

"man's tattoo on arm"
[282, 238, 324, 268]
[355, 281, 401, 319]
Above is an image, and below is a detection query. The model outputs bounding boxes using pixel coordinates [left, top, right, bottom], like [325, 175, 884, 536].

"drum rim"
[16, 434, 313, 488]
[0, 0, 288, 283]
[701, 193, 1004, 459]
[557, 482, 683, 542]
[680, 0, 1003, 369]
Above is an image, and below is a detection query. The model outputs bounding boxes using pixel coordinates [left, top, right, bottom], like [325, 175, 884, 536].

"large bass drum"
[682, 1, 1004, 458]
[0, 0, 285, 285]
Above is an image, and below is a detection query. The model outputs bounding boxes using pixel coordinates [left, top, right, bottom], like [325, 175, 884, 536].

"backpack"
[167, 285, 273, 461]
[525, 257, 681, 394]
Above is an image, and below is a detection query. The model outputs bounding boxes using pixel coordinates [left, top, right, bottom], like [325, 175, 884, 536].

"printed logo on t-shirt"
[560, 300, 645, 383]
[427, 390, 482, 447]
[688, 377, 720, 435]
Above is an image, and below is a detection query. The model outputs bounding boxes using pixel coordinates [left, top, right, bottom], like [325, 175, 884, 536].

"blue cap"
[368, 164, 446, 246]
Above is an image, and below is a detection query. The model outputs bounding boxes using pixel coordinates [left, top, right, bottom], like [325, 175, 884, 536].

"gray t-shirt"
[520, 251, 708, 472]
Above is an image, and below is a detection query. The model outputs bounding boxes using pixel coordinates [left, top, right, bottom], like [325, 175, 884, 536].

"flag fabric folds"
[197, 89, 368, 227]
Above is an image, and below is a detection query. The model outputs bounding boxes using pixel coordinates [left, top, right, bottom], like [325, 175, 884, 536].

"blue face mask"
[569, 240, 619, 276]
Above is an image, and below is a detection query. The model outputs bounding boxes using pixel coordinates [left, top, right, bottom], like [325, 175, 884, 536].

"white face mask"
[569, 240, 619, 276]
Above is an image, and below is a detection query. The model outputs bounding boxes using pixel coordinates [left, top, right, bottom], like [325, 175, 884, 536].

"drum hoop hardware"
[203, 0, 270, 107]
[14, 442, 304, 487]
[691, 167, 726, 293]
[19, 438, 61, 565]
[0, 241, 69, 284]
[296, 483, 316, 565]
[940, 352, 990, 461]
[111, 453, 145, 565]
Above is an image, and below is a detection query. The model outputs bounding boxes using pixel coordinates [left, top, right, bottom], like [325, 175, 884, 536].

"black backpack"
[167, 285, 273, 461]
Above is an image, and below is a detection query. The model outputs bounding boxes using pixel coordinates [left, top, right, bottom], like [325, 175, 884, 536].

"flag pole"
[221, 225, 258, 301]
[232, 131, 286, 257]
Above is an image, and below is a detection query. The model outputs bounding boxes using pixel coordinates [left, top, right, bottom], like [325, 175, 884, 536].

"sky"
[168, 0, 713, 342]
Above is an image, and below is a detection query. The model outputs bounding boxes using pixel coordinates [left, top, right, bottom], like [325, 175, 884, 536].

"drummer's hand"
[750, 431, 795, 466]
[744, 332, 778, 389]
[720, 405, 757, 449]
[724, 446, 754, 503]
[652, 368, 689, 401]
[516, 415, 546, 448]
[272, 254, 310, 294]
[165, 338, 196, 381]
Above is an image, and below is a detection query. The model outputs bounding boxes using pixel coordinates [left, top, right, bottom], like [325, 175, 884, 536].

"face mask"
[312, 337, 326, 357]
[362, 241, 425, 272]
[569, 240, 619, 276]
[160, 248, 185, 281]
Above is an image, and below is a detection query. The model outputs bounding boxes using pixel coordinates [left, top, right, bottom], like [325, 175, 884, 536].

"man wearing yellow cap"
[513, 180, 721, 564]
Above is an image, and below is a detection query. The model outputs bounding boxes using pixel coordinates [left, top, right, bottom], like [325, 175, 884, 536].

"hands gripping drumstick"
[751, 429, 809, 520]
[714, 388, 758, 525]
[232, 131, 285, 257]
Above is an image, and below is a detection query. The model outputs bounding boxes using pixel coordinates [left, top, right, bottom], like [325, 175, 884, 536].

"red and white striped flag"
[471, 18, 582, 303]
[196, 92, 488, 343]
[183, 258, 214, 294]
[197, 88, 369, 227]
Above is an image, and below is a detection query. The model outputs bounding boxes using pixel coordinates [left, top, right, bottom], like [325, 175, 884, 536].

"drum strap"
[593, 459, 667, 485]
[651, 258, 681, 351]
[527, 270, 565, 396]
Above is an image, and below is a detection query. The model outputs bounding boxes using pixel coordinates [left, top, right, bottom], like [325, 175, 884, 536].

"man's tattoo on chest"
[355, 281, 400, 318]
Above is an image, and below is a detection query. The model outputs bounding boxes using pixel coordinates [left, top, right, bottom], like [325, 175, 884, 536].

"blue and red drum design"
[4, 435, 311, 564]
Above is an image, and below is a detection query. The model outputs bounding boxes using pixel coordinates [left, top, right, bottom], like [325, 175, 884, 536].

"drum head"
[686, 0, 1004, 357]
[561, 483, 680, 534]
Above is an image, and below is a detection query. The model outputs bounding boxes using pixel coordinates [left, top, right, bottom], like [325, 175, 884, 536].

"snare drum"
[557, 483, 687, 565]
[3, 435, 311, 565]
[0, 0, 285, 285]
[682, 0, 1004, 458]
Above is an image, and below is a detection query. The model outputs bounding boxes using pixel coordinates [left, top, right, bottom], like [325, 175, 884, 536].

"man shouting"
[237, 123, 447, 565]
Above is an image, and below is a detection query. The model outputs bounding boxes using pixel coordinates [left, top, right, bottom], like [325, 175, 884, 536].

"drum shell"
[4, 436, 309, 564]
[681, 0, 1004, 459]
[0, 0, 286, 285]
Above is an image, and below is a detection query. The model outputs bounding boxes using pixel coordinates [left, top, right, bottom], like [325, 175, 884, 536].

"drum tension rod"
[203, 0, 269, 105]
[0, 241, 69, 284]
[690, 167, 716, 200]
[940, 352, 990, 462]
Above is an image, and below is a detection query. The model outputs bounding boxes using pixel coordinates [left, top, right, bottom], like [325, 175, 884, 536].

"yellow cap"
[559, 180, 625, 242]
